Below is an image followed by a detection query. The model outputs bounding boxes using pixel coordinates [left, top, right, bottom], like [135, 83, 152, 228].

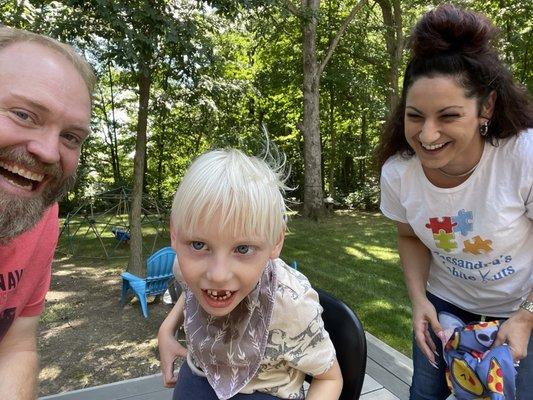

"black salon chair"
[307, 289, 367, 400]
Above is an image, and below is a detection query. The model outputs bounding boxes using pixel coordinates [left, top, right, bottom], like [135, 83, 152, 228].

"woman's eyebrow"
[438, 105, 463, 112]
[405, 106, 423, 113]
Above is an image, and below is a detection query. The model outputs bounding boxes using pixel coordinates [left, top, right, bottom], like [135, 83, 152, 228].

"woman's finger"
[424, 328, 437, 354]
[415, 328, 437, 365]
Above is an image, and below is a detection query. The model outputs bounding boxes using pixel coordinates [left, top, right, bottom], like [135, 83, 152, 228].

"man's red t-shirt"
[0, 203, 59, 341]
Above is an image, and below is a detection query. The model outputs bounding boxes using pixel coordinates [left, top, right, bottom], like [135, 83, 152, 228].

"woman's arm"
[494, 289, 533, 361]
[158, 293, 187, 387]
[397, 222, 444, 366]
[306, 359, 343, 400]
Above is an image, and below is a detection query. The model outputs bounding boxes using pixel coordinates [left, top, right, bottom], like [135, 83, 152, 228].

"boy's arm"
[306, 359, 343, 400]
[158, 293, 187, 387]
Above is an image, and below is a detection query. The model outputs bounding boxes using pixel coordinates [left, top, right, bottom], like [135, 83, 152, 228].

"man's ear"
[270, 230, 285, 259]
[481, 90, 497, 120]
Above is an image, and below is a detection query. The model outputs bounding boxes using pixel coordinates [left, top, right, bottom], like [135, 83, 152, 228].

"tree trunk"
[127, 70, 151, 277]
[377, 0, 403, 111]
[327, 84, 336, 198]
[96, 70, 122, 187]
[359, 111, 367, 183]
[106, 63, 122, 186]
[301, 0, 325, 220]
[155, 120, 166, 202]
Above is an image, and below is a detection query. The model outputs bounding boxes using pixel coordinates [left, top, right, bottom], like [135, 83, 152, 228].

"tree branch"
[282, 0, 300, 17]
[318, 0, 367, 77]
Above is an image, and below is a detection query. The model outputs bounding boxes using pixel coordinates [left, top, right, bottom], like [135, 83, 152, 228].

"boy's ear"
[170, 224, 177, 249]
[270, 230, 285, 259]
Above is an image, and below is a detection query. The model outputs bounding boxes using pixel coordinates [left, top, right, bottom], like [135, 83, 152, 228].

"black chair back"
[314, 289, 367, 400]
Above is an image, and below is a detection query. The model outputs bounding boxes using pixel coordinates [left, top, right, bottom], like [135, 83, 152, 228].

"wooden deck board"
[40, 374, 172, 400]
[40, 333, 413, 400]
[365, 332, 412, 400]
[41, 374, 397, 400]
[360, 388, 400, 400]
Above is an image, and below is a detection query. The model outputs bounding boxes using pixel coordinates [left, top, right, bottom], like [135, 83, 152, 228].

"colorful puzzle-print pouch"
[441, 314, 516, 399]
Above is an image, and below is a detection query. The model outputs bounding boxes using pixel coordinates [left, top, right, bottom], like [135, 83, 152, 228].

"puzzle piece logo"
[434, 231, 458, 252]
[452, 209, 473, 236]
[463, 236, 493, 255]
[426, 217, 456, 234]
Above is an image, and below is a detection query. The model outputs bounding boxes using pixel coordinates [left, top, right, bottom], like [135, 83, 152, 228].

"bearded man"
[0, 27, 95, 399]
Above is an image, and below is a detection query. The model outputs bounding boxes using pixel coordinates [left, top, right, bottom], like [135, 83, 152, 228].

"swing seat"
[111, 227, 130, 243]
[120, 246, 176, 318]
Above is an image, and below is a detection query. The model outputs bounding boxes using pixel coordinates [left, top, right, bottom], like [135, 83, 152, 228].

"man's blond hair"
[0, 26, 96, 95]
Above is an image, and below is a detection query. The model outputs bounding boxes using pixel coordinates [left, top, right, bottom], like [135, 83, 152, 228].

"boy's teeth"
[206, 289, 232, 300]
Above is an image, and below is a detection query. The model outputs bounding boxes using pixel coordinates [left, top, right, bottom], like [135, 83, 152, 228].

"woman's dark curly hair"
[376, 4, 533, 169]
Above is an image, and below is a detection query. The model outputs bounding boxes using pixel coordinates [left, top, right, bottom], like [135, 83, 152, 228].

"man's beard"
[0, 147, 76, 245]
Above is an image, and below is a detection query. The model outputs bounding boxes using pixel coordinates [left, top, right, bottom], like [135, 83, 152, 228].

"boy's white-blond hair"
[171, 148, 288, 245]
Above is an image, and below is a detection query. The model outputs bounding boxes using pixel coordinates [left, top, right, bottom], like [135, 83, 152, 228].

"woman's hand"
[412, 297, 444, 367]
[158, 330, 188, 387]
[493, 308, 533, 362]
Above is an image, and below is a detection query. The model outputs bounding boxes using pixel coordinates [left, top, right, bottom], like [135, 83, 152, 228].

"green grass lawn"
[281, 210, 412, 356]
[57, 210, 413, 357]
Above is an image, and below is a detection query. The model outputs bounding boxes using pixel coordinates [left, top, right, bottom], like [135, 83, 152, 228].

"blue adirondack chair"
[120, 246, 176, 318]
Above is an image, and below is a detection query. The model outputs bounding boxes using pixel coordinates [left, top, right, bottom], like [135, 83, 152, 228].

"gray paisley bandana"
[183, 260, 277, 400]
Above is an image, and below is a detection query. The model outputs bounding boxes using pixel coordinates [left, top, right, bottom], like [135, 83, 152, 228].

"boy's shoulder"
[272, 258, 315, 302]
[269, 259, 322, 331]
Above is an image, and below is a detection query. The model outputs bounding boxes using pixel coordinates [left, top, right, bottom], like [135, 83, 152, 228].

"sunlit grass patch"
[282, 210, 412, 356]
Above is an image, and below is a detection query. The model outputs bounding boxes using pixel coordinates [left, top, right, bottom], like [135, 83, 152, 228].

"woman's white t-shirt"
[380, 130, 533, 317]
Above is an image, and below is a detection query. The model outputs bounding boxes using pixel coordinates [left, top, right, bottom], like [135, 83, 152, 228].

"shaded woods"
[2, 0, 530, 274]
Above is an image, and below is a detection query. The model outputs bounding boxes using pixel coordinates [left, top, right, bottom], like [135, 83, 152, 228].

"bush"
[342, 176, 380, 211]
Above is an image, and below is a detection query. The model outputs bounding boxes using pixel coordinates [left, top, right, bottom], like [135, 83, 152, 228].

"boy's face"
[171, 213, 284, 317]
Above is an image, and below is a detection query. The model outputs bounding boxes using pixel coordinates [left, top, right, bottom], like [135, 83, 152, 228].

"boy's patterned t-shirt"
[178, 259, 336, 399]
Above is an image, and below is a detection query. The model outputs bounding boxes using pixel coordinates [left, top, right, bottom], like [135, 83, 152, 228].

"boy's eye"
[191, 241, 206, 250]
[235, 245, 253, 255]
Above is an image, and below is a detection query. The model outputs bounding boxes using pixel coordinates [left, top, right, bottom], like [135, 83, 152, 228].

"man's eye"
[235, 245, 252, 255]
[61, 132, 83, 146]
[191, 241, 205, 251]
[12, 110, 32, 121]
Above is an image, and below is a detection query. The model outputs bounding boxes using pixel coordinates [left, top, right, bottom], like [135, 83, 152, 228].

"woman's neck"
[423, 141, 484, 188]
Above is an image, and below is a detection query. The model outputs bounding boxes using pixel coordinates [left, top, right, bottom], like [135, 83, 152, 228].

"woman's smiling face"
[404, 75, 488, 175]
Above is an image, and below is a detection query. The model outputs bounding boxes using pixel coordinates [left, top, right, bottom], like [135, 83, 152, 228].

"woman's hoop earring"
[479, 121, 489, 137]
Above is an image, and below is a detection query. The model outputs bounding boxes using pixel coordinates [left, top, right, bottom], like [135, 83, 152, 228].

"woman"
[377, 4, 532, 399]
